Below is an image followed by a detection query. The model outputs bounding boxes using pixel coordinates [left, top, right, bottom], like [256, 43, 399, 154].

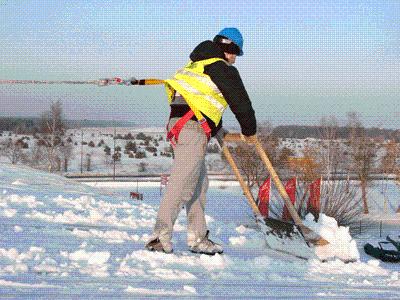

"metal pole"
[80, 129, 83, 174]
[113, 122, 116, 181]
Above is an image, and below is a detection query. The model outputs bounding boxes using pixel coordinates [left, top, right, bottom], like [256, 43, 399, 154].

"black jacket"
[169, 40, 257, 136]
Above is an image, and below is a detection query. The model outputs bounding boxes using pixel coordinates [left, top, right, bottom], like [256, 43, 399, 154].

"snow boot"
[189, 231, 223, 255]
[145, 238, 173, 254]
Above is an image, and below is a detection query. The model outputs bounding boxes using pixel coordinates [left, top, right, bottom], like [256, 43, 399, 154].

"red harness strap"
[167, 110, 211, 147]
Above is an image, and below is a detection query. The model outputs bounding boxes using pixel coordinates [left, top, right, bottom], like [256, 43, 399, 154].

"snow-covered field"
[0, 128, 228, 175]
[0, 162, 400, 298]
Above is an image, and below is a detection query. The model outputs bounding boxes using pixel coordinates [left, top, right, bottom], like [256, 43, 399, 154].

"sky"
[0, 0, 399, 128]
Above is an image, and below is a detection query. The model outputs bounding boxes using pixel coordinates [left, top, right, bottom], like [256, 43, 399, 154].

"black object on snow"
[364, 241, 400, 263]
[386, 235, 400, 251]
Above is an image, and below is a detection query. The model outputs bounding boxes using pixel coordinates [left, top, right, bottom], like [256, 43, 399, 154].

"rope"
[0, 77, 165, 87]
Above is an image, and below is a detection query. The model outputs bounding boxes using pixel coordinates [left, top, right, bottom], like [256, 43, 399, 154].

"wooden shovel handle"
[223, 133, 302, 225]
[223, 133, 329, 246]
[222, 145, 261, 216]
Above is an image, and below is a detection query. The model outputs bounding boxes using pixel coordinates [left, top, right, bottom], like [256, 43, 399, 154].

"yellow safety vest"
[164, 58, 229, 125]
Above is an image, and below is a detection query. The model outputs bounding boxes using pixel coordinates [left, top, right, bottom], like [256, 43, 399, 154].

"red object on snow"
[307, 178, 321, 217]
[282, 177, 297, 221]
[130, 192, 143, 200]
[257, 177, 271, 217]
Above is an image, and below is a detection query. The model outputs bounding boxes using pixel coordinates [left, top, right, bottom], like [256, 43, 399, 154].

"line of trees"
[227, 112, 400, 223]
[0, 100, 74, 172]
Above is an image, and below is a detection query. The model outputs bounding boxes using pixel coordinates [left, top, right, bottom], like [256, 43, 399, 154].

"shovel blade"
[257, 217, 317, 260]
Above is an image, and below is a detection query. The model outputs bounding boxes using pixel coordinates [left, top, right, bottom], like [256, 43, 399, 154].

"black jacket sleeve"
[205, 61, 257, 136]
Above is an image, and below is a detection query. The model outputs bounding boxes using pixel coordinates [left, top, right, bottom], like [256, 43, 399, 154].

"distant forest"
[0, 117, 399, 141]
[0, 117, 136, 133]
[272, 125, 400, 142]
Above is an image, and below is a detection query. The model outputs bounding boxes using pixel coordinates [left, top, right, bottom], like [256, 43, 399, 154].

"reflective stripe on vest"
[164, 58, 229, 125]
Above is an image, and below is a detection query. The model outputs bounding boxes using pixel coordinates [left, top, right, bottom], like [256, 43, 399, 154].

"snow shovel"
[222, 133, 328, 259]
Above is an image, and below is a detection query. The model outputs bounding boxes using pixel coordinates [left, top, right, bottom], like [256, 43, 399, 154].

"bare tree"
[318, 116, 342, 180]
[37, 101, 66, 172]
[228, 144, 264, 187]
[138, 162, 148, 173]
[227, 122, 278, 188]
[59, 142, 74, 172]
[380, 140, 399, 176]
[25, 143, 47, 169]
[0, 138, 25, 164]
[289, 143, 322, 184]
[84, 153, 92, 172]
[346, 112, 377, 214]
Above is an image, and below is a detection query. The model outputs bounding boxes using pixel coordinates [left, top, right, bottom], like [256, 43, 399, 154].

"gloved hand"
[215, 127, 229, 148]
[240, 133, 257, 144]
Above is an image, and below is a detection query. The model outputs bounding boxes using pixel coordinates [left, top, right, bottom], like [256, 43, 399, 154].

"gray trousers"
[153, 118, 209, 247]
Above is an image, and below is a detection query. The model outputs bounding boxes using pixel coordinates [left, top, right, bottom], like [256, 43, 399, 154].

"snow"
[235, 224, 248, 234]
[125, 250, 229, 272]
[229, 235, 247, 246]
[125, 285, 197, 296]
[14, 225, 23, 232]
[71, 228, 141, 244]
[68, 249, 111, 265]
[1, 209, 17, 218]
[303, 213, 360, 262]
[0, 162, 399, 297]
[0, 279, 57, 288]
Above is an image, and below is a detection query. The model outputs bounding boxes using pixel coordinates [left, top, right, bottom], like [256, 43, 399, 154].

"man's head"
[213, 27, 244, 64]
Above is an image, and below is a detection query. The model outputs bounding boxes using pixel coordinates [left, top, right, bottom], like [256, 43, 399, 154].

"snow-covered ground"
[0, 127, 228, 175]
[0, 162, 400, 298]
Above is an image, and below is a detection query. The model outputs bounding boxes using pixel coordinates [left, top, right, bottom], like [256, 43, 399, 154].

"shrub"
[97, 139, 105, 147]
[104, 145, 111, 155]
[138, 162, 148, 172]
[268, 180, 363, 229]
[125, 141, 137, 153]
[136, 132, 147, 140]
[135, 151, 146, 159]
[145, 146, 157, 153]
[124, 133, 134, 140]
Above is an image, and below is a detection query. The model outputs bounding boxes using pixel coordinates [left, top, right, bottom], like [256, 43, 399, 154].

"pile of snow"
[0, 194, 44, 208]
[235, 225, 248, 234]
[23, 194, 156, 229]
[122, 250, 229, 272]
[71, 228, 143, 244]
[303, 213, 360, 262]
[0, 247, 45, 275]
[60, 249, 111, 277]
[67, 249, 110, 265]
[229, 236, 247, 246]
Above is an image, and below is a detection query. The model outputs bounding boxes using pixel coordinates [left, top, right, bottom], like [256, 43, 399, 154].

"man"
[146, 28, 257, 255]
